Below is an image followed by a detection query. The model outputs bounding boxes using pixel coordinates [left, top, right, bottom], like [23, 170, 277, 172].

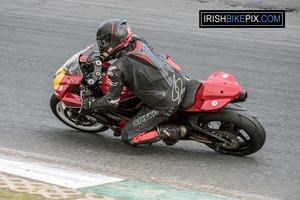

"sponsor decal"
[189, 136, 212, 144]
[133, 110, 159, 126]
[199, 10, 285, 28]
[103, 52, 109, 57]
[212, 100, 218, 106]
[222, 74, 228, 78]
[107, 47, 113, 53]
[163, 130, 171, 137]
[59, 86, 63, 91]
[67, 80, 80, 85]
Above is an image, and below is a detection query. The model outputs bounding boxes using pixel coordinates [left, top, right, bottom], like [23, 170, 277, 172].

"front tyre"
[198, 104, 266, 156]
[50, 94, 109, 133]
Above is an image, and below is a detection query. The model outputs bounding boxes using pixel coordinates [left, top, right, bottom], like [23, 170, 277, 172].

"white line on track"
[0, 156, 123, 189]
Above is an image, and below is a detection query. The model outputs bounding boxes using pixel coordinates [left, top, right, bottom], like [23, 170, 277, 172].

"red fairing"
[102, 61, 111, 69]
[62, 93, 82, 107]
[184, 83, 205, 111]
[101, 73, 135, 100]
[185, 72, 241, 112]
[101, 73, 110, 94]
[55, 74, 83, 107]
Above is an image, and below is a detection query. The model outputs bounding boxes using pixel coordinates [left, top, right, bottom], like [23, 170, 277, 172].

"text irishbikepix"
[199, 10, 285, 28]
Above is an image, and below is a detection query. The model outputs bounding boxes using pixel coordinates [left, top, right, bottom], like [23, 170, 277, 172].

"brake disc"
[207, 129, 240, 150]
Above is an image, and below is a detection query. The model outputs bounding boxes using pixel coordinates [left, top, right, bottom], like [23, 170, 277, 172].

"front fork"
[78, 85, 88, 114]
[73, 85, 97, 125]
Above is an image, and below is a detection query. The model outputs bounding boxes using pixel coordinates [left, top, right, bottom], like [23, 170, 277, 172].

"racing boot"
[157, 125, 187, 141]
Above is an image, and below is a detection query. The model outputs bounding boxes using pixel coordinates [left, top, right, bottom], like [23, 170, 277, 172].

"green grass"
[0, 188, 107, 200]
[0, 188, 47, 200]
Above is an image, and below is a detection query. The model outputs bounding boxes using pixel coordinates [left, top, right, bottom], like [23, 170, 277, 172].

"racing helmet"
[96, 19, 133, 58]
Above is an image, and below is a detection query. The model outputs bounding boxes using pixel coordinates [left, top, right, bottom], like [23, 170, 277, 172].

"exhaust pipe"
[232, 90, 248, 103]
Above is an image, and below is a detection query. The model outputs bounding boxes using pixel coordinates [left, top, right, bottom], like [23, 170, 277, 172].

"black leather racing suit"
[94, 39, 187, 146]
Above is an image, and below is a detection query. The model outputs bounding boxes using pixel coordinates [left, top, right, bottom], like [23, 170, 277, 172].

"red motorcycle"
[50, 44, 266, 156]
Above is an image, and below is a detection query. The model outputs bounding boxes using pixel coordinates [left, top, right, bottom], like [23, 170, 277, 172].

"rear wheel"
[198, 105, 266, 156]
[50, 94, 109, 133]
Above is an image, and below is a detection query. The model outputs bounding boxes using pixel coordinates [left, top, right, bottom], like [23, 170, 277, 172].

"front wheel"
[50, 94, 109, 133]
[198, 104, 266, 156]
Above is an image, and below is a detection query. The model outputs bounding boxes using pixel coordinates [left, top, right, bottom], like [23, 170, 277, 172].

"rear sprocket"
[206, 128, 240, 150]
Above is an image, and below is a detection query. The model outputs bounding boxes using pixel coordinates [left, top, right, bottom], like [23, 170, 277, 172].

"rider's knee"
[121, 128, 135, 146]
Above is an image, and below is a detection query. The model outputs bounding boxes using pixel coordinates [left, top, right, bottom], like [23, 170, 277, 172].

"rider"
[84, 19, 188, 147]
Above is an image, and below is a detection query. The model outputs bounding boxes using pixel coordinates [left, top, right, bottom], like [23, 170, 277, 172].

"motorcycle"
[50, 44, 266, 156]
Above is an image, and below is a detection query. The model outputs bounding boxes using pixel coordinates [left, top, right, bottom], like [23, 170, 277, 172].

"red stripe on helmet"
[109, 30, 132, 56]
[102, 22, 114, 54]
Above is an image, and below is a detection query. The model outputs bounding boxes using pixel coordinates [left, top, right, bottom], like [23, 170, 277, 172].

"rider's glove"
[83, 90, 93, 98]
[83, 97, 96, 110]
[83, 96, 119, 111]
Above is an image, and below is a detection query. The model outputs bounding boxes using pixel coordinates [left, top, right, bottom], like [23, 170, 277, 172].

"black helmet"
[96, 19, 132, 58]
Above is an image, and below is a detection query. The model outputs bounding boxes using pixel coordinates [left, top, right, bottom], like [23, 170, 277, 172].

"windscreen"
[63, 44, 95, 75]
[63, 52, 82, 75]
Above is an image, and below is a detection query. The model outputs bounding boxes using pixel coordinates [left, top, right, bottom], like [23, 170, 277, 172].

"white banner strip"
[0, 156, 123, 189]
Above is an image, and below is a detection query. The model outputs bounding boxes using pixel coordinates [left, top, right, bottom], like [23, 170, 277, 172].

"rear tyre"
[198, 104, 266, 156]
[50, 94, 109, 133]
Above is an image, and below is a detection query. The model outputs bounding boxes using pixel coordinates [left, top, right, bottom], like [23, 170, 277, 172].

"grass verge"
[0, 188, 46, 200]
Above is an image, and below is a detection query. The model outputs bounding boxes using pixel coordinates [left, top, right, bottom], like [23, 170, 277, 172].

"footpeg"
[113, 129, 121, 137]
[157, 125, 187, 140]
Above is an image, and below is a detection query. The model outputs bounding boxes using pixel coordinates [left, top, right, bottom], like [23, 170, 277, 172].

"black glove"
[82, 90, 93, 98]
[83, 97, 96, 110]
[84, 96, 119, 111]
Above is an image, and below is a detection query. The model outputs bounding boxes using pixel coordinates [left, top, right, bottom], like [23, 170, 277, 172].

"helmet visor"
[96, 33, 111, 53]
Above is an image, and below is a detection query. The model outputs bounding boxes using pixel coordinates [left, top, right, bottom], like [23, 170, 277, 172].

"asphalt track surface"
[0, 0, 299, 199]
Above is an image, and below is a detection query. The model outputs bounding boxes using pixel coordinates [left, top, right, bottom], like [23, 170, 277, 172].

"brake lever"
[78, 85, 86, 114]
[78, 90, 84, 114]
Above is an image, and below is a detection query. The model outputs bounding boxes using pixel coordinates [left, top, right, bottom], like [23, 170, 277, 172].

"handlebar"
[86, 51, 105, 64]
